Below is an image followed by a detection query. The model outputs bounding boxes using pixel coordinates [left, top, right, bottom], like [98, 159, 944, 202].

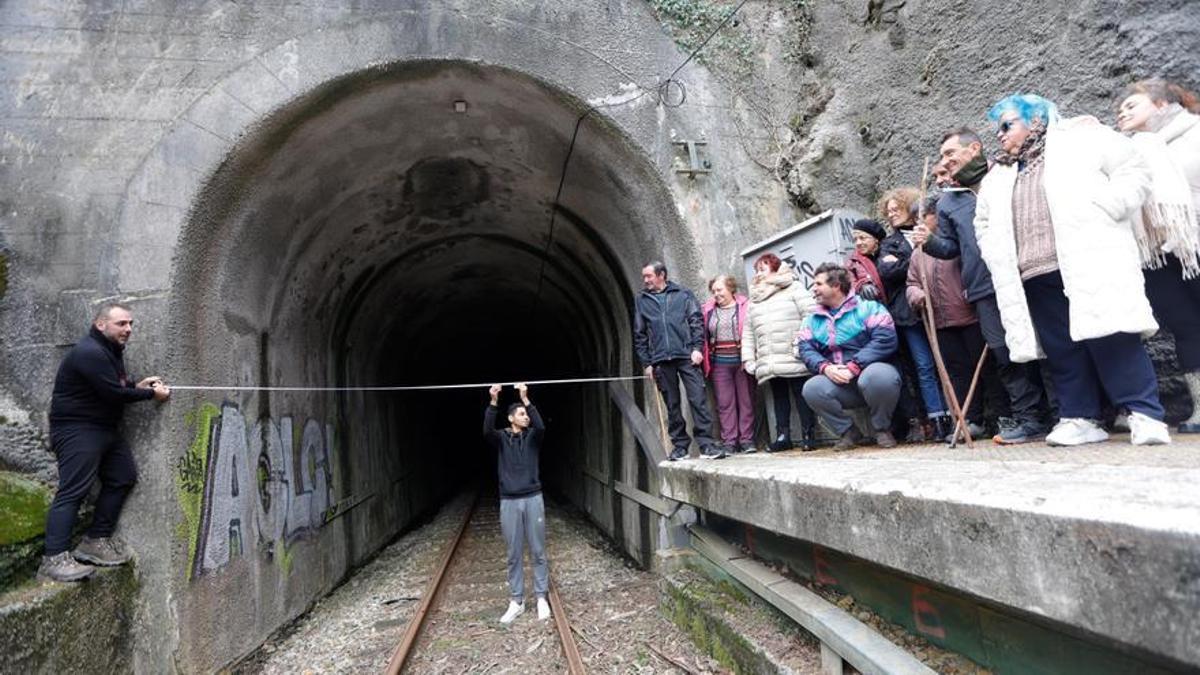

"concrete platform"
[658, 438, 1200, 671]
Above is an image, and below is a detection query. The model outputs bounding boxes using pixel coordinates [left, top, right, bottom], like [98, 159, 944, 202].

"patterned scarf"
[993, 118, 1047, 172]
[1128, 130, 1200, 278]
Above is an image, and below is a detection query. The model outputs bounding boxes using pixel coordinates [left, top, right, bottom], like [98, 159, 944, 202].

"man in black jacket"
[38, 302, 170, 582]
[484, 382, 551, 624]
[912, 128, 1054, 444]
[633, 261, 721, 461]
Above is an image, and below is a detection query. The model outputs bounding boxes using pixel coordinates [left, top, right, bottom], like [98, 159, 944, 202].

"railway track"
[384, 494, 585, 674]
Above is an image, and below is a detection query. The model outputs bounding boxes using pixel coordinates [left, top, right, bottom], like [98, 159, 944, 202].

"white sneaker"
[537, 596, 551, 621]
[500, 600, 524, 624]
[1046, 418, 1108, 446]
[1128, 411, 1171, 446]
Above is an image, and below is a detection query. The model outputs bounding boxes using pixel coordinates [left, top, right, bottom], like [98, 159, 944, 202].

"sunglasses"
[997, 118, 1023, 135]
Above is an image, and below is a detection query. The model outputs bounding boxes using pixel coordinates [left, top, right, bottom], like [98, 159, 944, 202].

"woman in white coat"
[741, 253, 819, 451]
[974, 93, 1170, 446]
[1116, 78, 1200, 434]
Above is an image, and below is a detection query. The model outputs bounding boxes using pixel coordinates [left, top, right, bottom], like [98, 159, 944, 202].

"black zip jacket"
[49, 327, 154, 429]
[875, 230, 919, 327]
[633, 281, 703, 367]
[483, 402, 546, 499]
[924, 188, 996, 303]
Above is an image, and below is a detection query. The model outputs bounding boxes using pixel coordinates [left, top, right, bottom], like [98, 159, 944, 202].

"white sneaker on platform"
[537, 596, 551, 621]
[500, 600, 524, 624]
[1046, 418, 1108, 447]
[1129, 412, 1171, 446]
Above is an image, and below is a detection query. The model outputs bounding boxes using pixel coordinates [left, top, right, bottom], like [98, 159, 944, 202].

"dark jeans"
[653, 359, 715, 452]
[898, 324, 947, 417]
[1144, 255, 1200, 372]
[768, 376, 815, 439]
[1024, 271, 1164, 420]
[937, 323, 990, 423]
[974, 293, 1053, 425]
[44, 425, 138, 555]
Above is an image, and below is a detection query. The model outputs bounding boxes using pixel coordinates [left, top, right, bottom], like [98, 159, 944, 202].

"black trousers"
[653, 359, 715, 452]
[1024, 271, 1164, 420]
[1144, 255, 1200, 372]
[937, 323, 995, 423]
[974, 293, 1053, 425]
[768, 376, 815, 438]
[44, 425, 138, 555]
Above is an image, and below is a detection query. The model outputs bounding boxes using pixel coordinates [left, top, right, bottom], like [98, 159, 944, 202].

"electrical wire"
[527, 0, 749, 321]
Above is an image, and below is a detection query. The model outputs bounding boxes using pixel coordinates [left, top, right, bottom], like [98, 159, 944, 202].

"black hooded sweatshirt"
[483, 402, 546, 498]
[49, 326, 154, 429]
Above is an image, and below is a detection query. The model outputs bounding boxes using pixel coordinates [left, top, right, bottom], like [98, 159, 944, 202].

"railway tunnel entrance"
[167, 60, 692, 665]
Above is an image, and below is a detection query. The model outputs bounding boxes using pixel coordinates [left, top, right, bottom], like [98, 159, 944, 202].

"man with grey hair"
[38, 302, 170, 582]
[633, 261, 722, 460]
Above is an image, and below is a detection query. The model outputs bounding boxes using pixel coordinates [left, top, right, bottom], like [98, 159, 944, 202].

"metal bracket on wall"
[672, 139, 711, 179]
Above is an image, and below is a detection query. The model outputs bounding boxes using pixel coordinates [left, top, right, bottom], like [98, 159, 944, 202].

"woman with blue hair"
[973, 93, 1171, 446]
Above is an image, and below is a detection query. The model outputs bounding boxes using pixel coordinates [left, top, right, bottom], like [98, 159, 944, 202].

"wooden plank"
[582, 464, 610, 486]
[689, 525, 935, 675]
[608, 380, 667, 466]
[613, 479, 676, 517]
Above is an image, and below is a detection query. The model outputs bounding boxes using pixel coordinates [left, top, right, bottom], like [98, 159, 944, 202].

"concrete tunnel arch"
[161, 59, 701, 666]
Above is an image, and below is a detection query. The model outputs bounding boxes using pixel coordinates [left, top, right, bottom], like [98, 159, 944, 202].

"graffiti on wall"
[176, 402, 341, 580]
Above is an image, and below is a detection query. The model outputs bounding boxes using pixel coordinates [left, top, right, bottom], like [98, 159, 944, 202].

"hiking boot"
[1046, 418, 1108, 447]
[833, 427, 863, 452]
[700, 444, 727, 460]
[500, 600, 525, 624]
[904, 419, 927, 444]
[1129, 411, 1170, 446]
[767, 434, 793, 452]
[875, 430, 898, 449]
[73, 536, 132, 567]
[37, 552, 95, 583]
[930, 415, 953, 443]
[993, 418, 1047, 445]
[537, 596, 552, 621]
[668, 447, 689, 461]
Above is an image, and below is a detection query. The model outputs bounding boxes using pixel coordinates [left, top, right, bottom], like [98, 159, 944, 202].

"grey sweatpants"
[500, 493, 549, 600]
[802, 362, 901, 435]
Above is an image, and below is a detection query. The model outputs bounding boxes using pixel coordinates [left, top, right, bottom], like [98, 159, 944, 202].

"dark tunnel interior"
[171, 60, 682, 564]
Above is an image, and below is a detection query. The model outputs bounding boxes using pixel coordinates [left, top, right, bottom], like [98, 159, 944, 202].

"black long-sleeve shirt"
[49, 327, 154, 429]
[483, 402, 545, 499]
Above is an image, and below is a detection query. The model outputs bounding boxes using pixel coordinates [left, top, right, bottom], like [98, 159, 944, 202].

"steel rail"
[384, 494, 477, 675]
[549, 577, 587, 674]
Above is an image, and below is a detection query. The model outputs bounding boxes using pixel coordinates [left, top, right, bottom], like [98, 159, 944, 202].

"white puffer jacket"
[741, 268, 817, 383]
[975, 117, 1156, 363]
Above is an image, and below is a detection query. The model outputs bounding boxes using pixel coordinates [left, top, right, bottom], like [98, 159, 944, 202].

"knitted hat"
[851, 219, 887, 241]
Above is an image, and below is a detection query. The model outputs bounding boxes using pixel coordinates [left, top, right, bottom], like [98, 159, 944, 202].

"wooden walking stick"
[953, 346, 990, 444]
[913, 157, 975, 447]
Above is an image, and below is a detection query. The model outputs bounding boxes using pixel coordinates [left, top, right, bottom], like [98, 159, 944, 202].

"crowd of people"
[635, 78, 1200, 458]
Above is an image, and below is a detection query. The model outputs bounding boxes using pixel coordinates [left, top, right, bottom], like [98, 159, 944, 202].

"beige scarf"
[1129, 130, 1200, 278]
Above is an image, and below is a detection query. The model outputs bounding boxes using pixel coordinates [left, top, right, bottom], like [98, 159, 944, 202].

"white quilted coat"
[975, 117, 1156, 363]
[741, 268, 817, 383]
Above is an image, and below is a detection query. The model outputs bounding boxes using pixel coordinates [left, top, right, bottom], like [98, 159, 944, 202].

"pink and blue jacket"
[794, 294, 897, 377]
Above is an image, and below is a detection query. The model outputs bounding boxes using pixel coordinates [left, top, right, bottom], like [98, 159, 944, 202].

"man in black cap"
[39, 302, 170, 582]
[912, 127, 1054, 444]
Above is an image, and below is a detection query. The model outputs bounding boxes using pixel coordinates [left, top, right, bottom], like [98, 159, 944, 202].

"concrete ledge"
[689, 525, 935, 675]
[658, 444, 1200, 669]
[0, 566, 137, 672]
